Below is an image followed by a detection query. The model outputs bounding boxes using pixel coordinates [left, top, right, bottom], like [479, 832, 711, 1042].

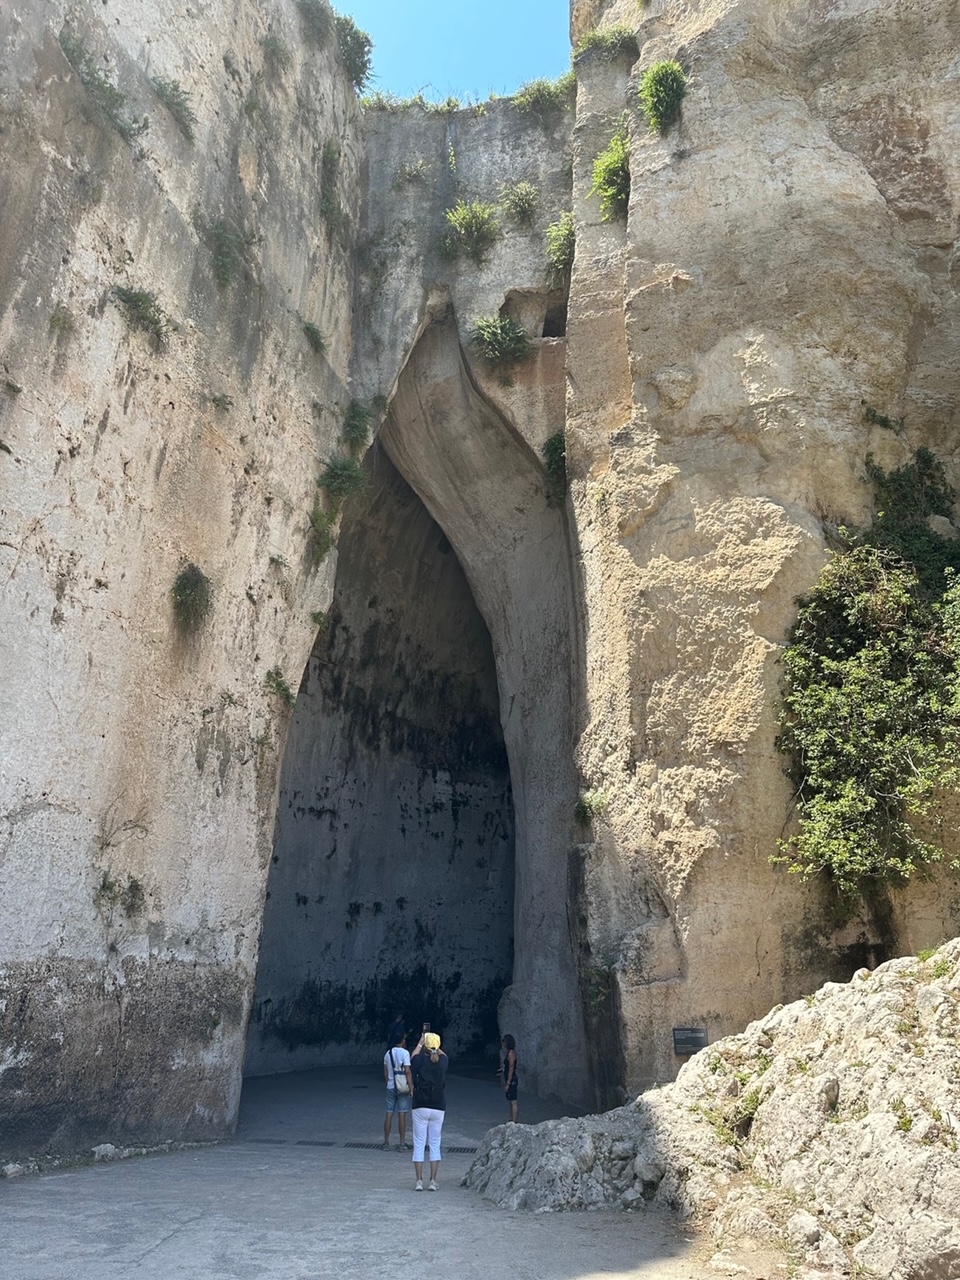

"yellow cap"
[423, 1032, 441, 1051]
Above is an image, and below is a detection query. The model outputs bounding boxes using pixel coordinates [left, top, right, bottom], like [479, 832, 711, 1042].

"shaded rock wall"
[247, 448, 514, 1071]
[0, 0, 359, 1156]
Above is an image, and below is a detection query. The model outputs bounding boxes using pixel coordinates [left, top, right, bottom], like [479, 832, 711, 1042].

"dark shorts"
[505, 1078, 518, 1101]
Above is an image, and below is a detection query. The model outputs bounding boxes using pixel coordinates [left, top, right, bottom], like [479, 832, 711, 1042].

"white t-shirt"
[384, 1046, 411, 1089]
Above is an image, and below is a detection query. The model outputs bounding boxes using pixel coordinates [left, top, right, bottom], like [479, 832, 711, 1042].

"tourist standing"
[383, 1033, 413, 1151]
[501, 1034, 518, 1123]
[410, 1031, 448, 1191]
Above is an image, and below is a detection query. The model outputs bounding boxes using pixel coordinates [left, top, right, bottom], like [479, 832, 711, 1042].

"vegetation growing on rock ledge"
[638, 60, 686, 134]
[171, 564, 212, 635]
[590, 121, 631, 222]
[469, 316, 533, 370]
[777, 447, 960, 896]
[573, 26, 639, 63]
[442, 201, 501, 266]
[546, 211, 576, 276]
[59, 27, 149, 142]
[512, 72, 576, 121]
[334, 13, 373, 93]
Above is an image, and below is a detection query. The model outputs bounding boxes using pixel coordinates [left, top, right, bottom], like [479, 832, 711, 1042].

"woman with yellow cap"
[409, 1030, 448, 1191]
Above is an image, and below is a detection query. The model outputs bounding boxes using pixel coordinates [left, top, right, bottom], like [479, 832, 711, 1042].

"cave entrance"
[245, 444, 515, 1072]
[246, 309, 589, 1103]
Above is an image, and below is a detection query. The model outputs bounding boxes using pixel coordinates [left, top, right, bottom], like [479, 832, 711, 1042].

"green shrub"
[296, 0, 331, 46]
[319, 455, 365, 502]
[59, 27, 148, 142]
[469, 316, 533, 369]
[303, 322, 327, 355]
[50, 305, 76, 337]
[500, 181, 539, 228]
[638, 60, 686, 133]
[862, 448, 960, 593]
[574, 26, 638, 62]
[308, 501, 336, 562]
[777, 453, 960, 895]
[542, 432, 567, 493]
[443, 200, 500, 266]
[207, 219, 257, 287]
[151, 76, 197, 142]
[513, 71, 576, 120]
[261, 35, 292, 74]
[334, 13, 373, 92]
[575, 789, 610, 824]
[546, 211, 576, 274]
[590, 122, 631, 221]
[112, 286, 171, 347]
[171, 563, 212, 634]
[342, 400, 372, 453]
[264, 666, 295, 706]
[394, 159, 430, 186]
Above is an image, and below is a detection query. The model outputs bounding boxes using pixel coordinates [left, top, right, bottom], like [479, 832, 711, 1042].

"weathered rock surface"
[465, 940, 960, 1279]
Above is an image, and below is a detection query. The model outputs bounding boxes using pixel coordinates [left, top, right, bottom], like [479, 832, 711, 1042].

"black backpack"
[415, 1057, 445, 1107]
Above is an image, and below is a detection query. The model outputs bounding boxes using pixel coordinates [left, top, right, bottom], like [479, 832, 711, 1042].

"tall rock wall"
[565, 0, 960, 1093]
[0, 0, 360, 1155]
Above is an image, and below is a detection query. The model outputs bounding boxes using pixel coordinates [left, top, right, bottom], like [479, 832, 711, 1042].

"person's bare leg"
[398, 1112, 407, 1147]
[430, 1160, 440, 1183]
[414, 1161, 424, 1183]
[509, 1099, 519, 1123]
[384, 1113, 393, 1146]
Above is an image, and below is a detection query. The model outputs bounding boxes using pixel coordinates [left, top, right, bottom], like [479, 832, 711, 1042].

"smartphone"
[422, 1022, 430, 1032]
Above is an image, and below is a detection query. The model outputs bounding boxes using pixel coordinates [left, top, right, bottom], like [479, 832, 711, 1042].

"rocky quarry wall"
[1, 0, 959, 1198]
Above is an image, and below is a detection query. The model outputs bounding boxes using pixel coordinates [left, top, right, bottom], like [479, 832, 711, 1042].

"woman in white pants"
[410, 1031, 448, 1191]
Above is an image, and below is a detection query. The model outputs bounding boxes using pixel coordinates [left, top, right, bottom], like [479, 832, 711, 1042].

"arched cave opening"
[244, 444, 515, 1076]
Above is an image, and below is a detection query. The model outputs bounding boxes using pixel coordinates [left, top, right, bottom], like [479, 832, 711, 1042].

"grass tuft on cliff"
[59, 27, 148, 142]
[573, 26, 639, 62]
[334, 13, 373, 93]
[546, 211, 576, 276]
[638, 60, 686, 133]
[150, 76, 198, 142]
[469, 316, 534, 370]
[443, 201, 501, 266]
[112, 286, 171, 348]
[590, 121, 631, 221]
[513, 72, 576, 121]
[171, 563, 212, 635]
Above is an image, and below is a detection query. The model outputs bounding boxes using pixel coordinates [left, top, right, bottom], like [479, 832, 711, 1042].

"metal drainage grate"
[446, 1146, 478, 1154]
[247, 1137, 288, 1145]
[344, 1141, 385, 1150]
[296, 1140, 338, 1147]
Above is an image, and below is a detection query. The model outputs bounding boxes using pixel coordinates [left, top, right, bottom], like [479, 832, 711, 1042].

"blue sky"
[341, 1, 572, 100]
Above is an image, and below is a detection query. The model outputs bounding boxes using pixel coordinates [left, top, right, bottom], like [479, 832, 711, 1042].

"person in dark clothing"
[501, 1034, 519, 1122]
[386, 1011, 406, 1049]
[410, 1031, 448, 1191]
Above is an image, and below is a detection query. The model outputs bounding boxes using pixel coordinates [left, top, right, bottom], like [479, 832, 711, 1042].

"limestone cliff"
[1, 0, 959, 1166]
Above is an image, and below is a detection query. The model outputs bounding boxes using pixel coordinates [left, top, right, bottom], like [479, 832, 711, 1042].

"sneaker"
[399, 1143, 409, 1152]
[414, 1180, 424, 1192]
[381, 1142, 391, 1151]
[428, 1179, 439, 1192]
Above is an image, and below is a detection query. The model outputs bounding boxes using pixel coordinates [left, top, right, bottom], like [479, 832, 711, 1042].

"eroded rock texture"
[464, 940, 960, 1280]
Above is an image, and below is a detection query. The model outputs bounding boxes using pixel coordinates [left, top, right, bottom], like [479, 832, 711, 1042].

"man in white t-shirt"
[383, 1034, 413, 1151]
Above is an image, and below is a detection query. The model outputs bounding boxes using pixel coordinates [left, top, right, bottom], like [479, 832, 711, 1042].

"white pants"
[411, 1107, 444, 1162]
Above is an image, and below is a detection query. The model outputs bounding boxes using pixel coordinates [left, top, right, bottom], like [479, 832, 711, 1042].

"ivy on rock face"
[777, 448, 960, 895]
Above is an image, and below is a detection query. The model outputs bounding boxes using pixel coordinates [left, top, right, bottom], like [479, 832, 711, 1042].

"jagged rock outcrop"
[464, 940, 960, 1280]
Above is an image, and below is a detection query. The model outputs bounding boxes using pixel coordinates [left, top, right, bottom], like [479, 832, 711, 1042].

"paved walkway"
[0, 1066, 729, 1280]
